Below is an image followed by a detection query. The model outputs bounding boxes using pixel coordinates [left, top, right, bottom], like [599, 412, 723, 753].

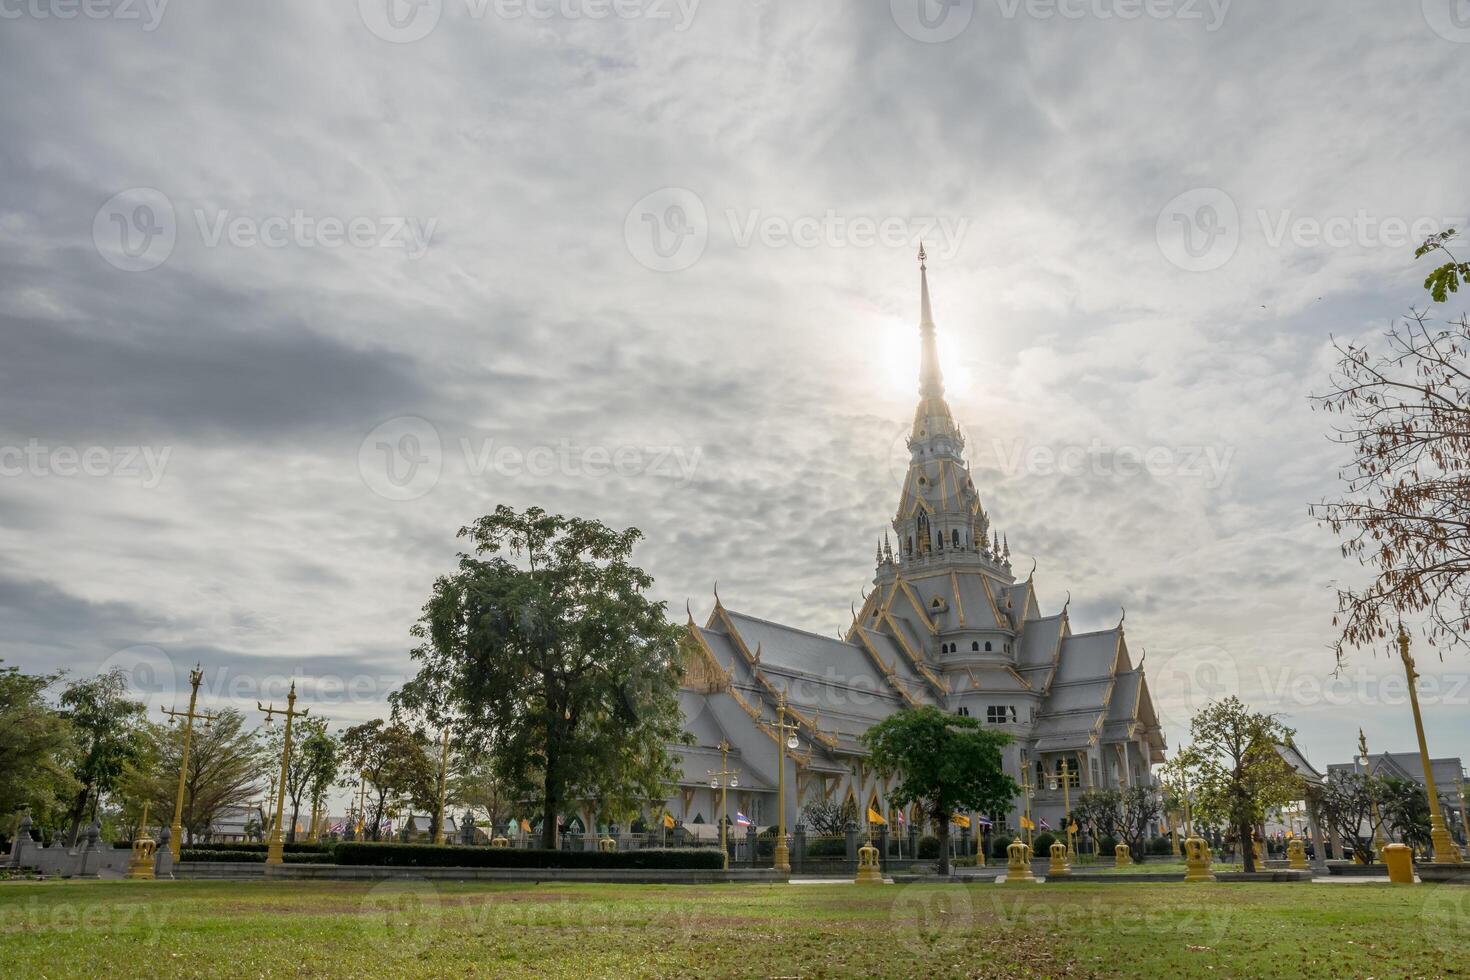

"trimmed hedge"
[180, 849, 335, 864]
[187, 841, 330, 854]
[334, 842, 726, 870]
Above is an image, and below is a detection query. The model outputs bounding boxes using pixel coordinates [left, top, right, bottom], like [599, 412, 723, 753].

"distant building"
[1326, 752, 1467, 843]
[662, 252, 1167, 839]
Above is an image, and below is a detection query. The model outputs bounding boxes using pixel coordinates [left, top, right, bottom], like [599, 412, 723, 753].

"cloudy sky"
[2, 0, 1468, 781]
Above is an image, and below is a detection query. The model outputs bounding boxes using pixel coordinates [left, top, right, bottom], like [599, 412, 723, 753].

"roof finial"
[713, 581, 722, 608]
[1118, 606, 1127, 629]
[686, 598, 694, 624]
[1027, 558, 1037, 581]
[918, 241, 927, 271]
[1062, 591, 1071, 617]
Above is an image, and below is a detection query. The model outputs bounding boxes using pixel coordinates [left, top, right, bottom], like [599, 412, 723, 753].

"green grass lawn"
[0, 878, 1463, 978]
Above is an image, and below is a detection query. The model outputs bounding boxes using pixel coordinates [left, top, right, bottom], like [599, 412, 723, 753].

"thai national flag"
[1039, 818, 1051, 831]
[330, 822, 344, 834]
[977, 816, 993, 829]
[735, 812, 752, 827]
[895, 811, 905, 825]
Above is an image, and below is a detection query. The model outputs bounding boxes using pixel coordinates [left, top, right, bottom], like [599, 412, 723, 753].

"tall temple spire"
[910, 245, 959, 445]
[918, 243, 943, 399]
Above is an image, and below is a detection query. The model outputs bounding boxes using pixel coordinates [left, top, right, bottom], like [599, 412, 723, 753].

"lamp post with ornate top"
[772, 696, 800, 874]
[162, 665, 217, 860]
[258, 682, 308, 865]
[1397, 629, 1462, 865]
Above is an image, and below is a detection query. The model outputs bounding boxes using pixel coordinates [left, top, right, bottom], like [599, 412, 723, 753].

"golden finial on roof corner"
[1118, 606, 1126, 629]
[918, 241, 927, 270]
[713, 581, 722, 608]
[1062, 591, 1071, 617]
[686, 598, 695, 625]
[1027, 558, 1037, 582]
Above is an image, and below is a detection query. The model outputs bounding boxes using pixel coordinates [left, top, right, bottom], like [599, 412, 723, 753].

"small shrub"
[805, 837, 847, 858]
[990, 834, 1014, 859]
[1033, 832, 1056, 855]
[917, 835, 940, 859]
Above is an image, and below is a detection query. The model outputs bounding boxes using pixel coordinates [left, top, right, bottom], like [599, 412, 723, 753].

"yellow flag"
[519, 818, 532, 832]
[662, 813, 676, 829]
[1069, 822, 1079, 834]
[951, 814, 970, 829]
[867, 807, 888, 825]
[1020, 816, 1033, 830]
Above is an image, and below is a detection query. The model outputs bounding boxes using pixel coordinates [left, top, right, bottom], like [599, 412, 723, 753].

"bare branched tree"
[1310, 232, 1470, 660]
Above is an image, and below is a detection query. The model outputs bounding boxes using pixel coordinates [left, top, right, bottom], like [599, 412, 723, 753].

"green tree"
[120, 708, 262, 845]
[340, 719, 436, 840]
[1187, 697, 1298, 872]
[1118, 785, 1163, 863]
[264, 717, 339, 842]
[860, 705, 1018, 876]
[800, 797, 857, 837]
[58, 669, 146, 844]
[0, 664, 78, 839]
[1074, 789, 1121, 854]
[1309, 772, 1387, 863]
[1381, 776, 1434, 853]
[396, 506, 688, 849]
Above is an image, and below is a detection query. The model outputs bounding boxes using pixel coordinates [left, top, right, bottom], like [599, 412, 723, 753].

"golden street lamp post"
[1457, 775, 1468, 855]
[706, 739, 739, 871]
[162, 665, 217, 861]
[1047, 758, 1077, 860]
[1397, 629, 1462, 865]
[258, 682, 308, 865]
[435, 729, 450, 846]
[772, 696, 801, 874]
[1358, 729, 1388, 858]
[1019, 758, 1035, 849]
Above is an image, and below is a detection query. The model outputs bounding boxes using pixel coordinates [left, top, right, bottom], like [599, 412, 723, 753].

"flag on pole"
[1020, 816, 1034, 831]
[895, 810, 905, 826]
[977, 816, 993, 830]
[735, 812, 753, 827]
[330, 822, 344, 834]
[867, 807, 887, 826]
[662, 813, 676, 829]
[1039, 817, 1051, 831]
[520, 818, 532, 833]
[951, 814, 971, 829]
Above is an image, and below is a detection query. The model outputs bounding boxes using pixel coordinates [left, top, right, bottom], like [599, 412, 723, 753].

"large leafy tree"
[264, 717, 339, 842]
[339, 719, 436, 840]
[1311, 233, 1470, 658]
[860, 706, 1018, 875]
[0, 664, 78, 838]
[58, 669, 146, 844]
[397, 506, 688, 849]
[1380, 776, 1434, 852]
[120, 708, 262, 845]
[1187, 697, 1299, 872]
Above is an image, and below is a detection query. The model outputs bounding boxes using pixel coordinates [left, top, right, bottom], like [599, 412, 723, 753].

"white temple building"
[667, 249, 1167, 838]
